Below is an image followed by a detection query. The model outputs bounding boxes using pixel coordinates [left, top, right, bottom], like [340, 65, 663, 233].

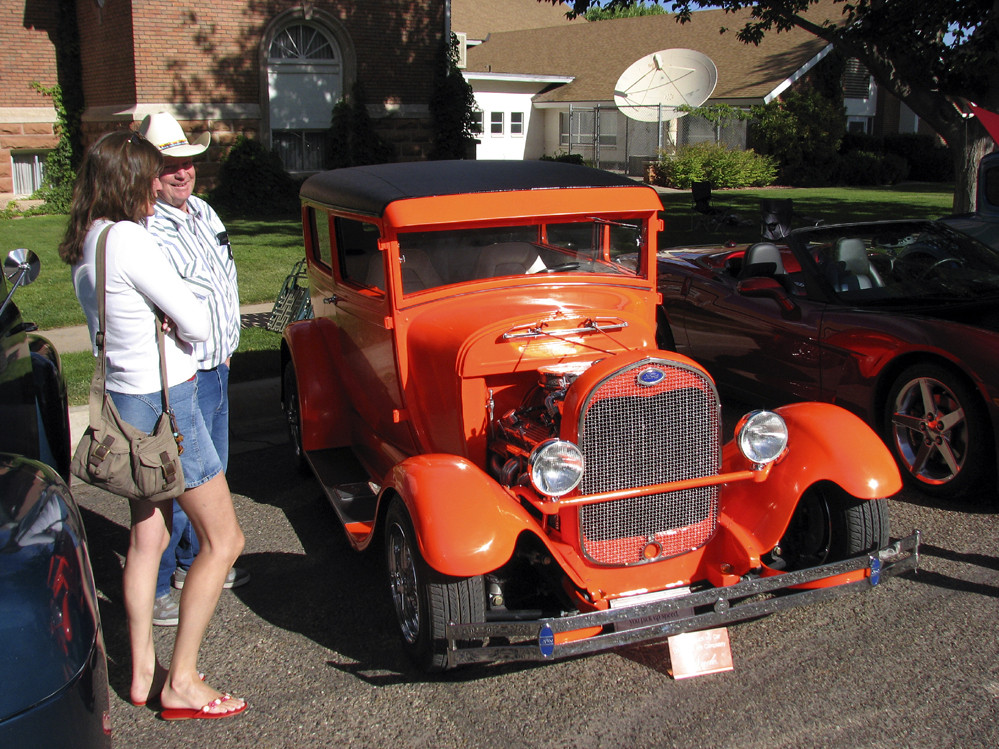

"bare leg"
[125, 498, 172, 706]
[159, 472, 246, 714]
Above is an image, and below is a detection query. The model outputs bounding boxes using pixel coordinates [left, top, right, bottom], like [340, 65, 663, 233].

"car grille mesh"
[577, 361, 719, 566]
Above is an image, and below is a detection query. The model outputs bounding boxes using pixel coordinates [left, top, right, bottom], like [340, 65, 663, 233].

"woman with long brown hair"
[60, 130, 247, 720]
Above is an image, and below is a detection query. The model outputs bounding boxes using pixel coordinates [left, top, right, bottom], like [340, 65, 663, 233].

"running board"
[305, 448, 377, 542]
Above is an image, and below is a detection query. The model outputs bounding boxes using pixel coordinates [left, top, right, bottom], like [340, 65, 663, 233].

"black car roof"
[299, 160, 644, 216]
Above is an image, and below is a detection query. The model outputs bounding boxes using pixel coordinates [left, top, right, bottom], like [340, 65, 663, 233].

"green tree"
[429, 33, 477, 160]
[584, 1, 667, 20]
[325, 81, 395, 168]
[552, 0, 997, 212]
[750, 85, 846, 185]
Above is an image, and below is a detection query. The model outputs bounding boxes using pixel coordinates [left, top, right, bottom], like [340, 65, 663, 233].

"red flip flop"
[159, 694, 247, 721]
[131, 672, 205, 707]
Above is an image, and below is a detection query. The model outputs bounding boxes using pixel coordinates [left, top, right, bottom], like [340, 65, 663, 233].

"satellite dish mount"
[614, 48, 718, 122]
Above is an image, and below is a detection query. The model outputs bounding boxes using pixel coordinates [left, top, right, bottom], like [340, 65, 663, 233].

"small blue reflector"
[539, 624, 555, 658]
[869, 557, 882, 586]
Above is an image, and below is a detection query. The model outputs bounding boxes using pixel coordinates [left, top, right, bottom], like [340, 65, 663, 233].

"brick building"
[1, 0, 446, 196]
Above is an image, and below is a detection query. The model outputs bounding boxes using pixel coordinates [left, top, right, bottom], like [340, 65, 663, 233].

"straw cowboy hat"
[138, 112, 210, 157]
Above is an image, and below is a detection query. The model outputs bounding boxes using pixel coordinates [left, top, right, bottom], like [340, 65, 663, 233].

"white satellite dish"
[614, 48, 718, 122]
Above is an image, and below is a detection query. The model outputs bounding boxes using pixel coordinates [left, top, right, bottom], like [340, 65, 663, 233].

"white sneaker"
[152, 592, 179, 626]
[173, 566, 250, 590]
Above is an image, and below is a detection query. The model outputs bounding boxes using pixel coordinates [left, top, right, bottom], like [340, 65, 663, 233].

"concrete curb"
[44, 302, 276, 355]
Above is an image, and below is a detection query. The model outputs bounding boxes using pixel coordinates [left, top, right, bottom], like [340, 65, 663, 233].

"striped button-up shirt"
[148, 195, 240, 370]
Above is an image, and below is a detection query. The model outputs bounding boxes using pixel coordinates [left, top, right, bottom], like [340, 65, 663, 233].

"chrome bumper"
[445, 531, 920, 668]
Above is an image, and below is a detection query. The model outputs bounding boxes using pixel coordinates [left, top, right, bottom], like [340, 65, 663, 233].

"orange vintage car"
[281, 160, 919, 672]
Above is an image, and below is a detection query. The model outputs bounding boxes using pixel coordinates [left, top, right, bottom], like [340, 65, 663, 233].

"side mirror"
[1, 249, 41, 318]
[737, 275, 796, 313]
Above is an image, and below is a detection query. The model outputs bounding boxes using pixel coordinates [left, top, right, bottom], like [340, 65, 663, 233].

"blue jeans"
[150, 364, 230, 597]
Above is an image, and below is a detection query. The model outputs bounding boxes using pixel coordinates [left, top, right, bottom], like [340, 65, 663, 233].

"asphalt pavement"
[57, 302, 999, 747]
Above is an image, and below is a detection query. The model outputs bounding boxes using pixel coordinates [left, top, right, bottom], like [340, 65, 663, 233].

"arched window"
[267, 22, 342, 172]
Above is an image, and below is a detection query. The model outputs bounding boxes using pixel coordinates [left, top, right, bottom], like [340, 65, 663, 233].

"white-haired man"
[138, 112, 248, 626]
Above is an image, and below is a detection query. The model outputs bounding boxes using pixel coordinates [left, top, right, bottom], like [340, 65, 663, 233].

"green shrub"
[326, 81, 395, 168]
[209, 135, 300, 216]
[841, 132, 952, 182]
[750, 86, 846, 186]
[835, 150, 910, 186]
[540, 151, 585, 165]
[652, 143, 777, 189]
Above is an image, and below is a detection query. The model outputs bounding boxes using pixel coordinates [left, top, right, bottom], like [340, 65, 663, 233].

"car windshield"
[395, 219, 645, 295]
[790, 221, 999, 303]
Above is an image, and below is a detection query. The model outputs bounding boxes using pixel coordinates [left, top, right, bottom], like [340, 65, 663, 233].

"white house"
[453, 1, 926, 170]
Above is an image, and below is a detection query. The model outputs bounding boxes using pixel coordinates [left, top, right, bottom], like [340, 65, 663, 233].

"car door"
[327, 216, 417, 460]
[672, 249, 829, 406]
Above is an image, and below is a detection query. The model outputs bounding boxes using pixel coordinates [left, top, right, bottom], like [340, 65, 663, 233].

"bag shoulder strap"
[89, 223, 172, 426]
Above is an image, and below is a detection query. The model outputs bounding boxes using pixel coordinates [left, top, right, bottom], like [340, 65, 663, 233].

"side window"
[305, 207, 333, 269]
[336, 217, 384, 291]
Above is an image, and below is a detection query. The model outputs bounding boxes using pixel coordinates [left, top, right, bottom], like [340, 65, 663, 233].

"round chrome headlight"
[736, 410, 788, 465]
[528, 439, 585, 498]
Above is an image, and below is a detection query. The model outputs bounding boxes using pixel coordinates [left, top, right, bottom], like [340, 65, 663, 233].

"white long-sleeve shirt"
[72, 219, 210, 394]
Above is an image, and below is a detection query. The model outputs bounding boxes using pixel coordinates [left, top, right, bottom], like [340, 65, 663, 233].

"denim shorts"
[109, 377, 223, 491]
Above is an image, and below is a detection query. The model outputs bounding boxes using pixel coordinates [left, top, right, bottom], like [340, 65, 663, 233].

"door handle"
[323, 295, 338, 305]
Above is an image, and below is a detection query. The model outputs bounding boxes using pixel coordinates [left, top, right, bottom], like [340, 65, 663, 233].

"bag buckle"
[90, 434, 115, 465]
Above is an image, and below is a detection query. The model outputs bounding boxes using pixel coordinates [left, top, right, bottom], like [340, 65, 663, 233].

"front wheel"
[884, 363, 991, 500]
[772, 483, 889, 570]
[384, 498, 485, 672]
[282, 361, 307, 472]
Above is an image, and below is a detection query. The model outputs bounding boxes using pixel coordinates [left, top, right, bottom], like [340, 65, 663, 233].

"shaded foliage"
[325, 81, 395, 168]
[429, 33, 477, 160]
[749, 86, 846, 186]
[209, 135, 300, 216]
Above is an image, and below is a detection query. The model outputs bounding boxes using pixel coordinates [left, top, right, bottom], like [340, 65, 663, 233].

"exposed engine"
[486, 361, 595, 489]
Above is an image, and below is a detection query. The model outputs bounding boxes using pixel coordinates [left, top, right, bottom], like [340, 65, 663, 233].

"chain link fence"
[562, 105, 748, 176]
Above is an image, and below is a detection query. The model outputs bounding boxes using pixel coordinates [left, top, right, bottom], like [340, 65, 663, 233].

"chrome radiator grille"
[577, 360, 720, 566]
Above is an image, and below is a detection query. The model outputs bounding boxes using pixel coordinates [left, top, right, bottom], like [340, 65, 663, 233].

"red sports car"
[657, 219, 999, 501]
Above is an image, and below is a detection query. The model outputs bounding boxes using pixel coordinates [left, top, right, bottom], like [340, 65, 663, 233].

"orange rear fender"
[387, 454, 541, 578]
[282, 319, 350, 451]
[720, 401, 901, 549]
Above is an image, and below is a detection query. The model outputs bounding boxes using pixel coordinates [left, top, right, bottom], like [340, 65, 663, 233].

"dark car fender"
[282, 317, 350, 451]
[720, 401, 902, 552]
[384, 453, 541, 578]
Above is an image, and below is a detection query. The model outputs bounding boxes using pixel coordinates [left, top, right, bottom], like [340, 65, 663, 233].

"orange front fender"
[388, 454, 540, 578]
[720, 401, 901, 551]
[282, 318, 350, 451]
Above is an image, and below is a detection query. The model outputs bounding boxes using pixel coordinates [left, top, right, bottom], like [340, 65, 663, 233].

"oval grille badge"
[637, 367, 665, 387]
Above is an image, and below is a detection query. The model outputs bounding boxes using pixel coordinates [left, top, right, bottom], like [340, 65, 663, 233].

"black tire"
[775, 483, 889, 570]
[384, 498, 485, 672]
[884, 363, 991, 500]
[282, 361, 308, 472]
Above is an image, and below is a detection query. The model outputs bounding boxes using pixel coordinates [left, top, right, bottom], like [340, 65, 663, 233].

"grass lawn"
[655, 182, 955, 246]
[0, 213, 303, 330]
[2, 183, 955, 405]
